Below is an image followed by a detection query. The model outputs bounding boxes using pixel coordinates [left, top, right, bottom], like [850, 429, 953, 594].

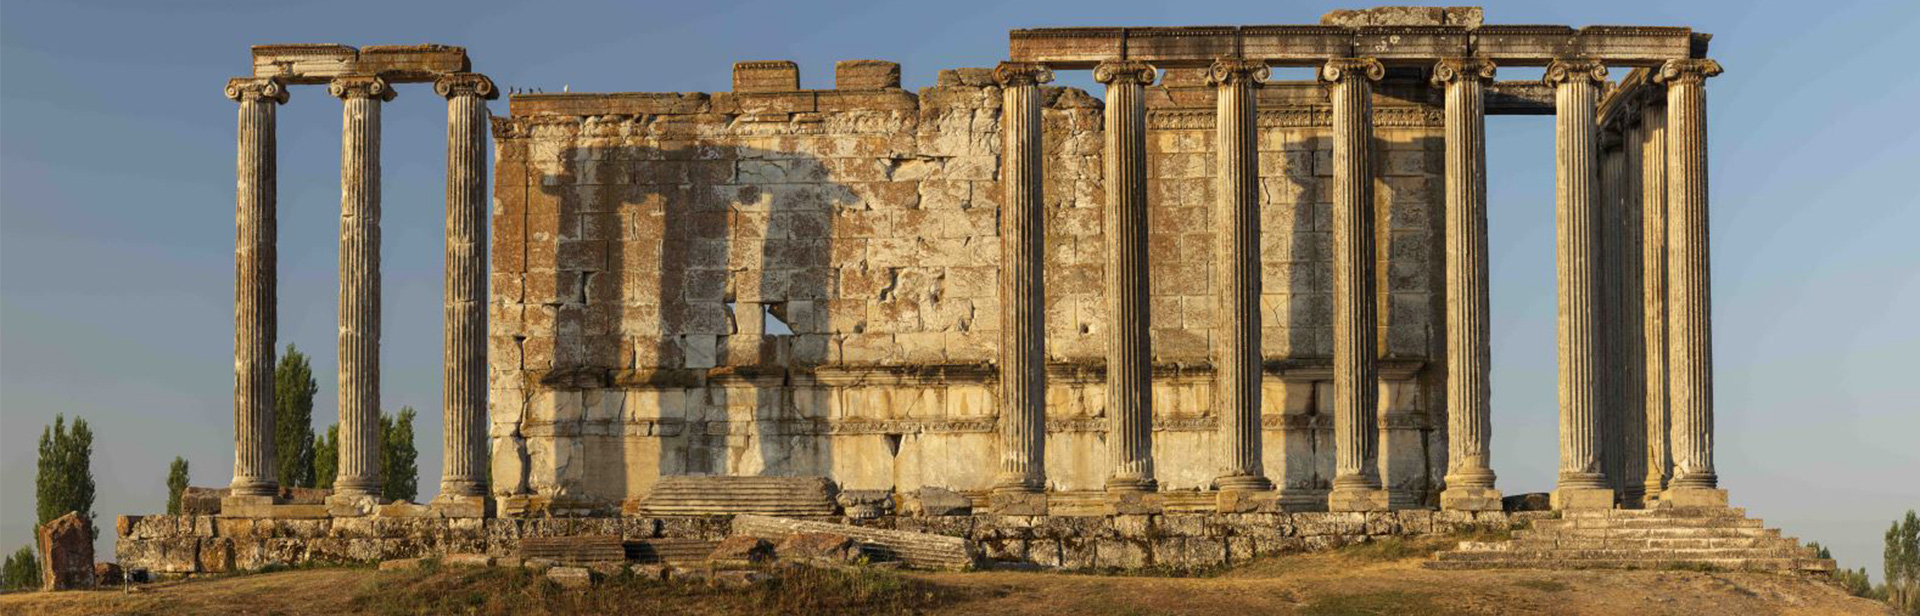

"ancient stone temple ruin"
[119, 7, 1836, 574]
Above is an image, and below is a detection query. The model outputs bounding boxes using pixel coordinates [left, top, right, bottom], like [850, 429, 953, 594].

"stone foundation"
[116, 509, 1542, 575]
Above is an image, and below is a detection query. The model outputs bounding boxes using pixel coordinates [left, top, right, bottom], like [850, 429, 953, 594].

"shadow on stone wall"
[534, 141, 854, 502]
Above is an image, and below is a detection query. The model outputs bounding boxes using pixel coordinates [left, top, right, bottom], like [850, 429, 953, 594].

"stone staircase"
[636, 476, 839, 516]
[626, 538, 720, 565]
[1428, 507, 1836, 573]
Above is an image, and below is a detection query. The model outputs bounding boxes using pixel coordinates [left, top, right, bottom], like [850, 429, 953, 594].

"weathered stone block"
[1661, 487, 1729, 509]
[734, 61, 799, 93]
[1327, 488, 1391, 512]
[835, 60, 901, 90]
[37, 512, 95, 590]
[1553, 487, 1615, 511]
[988, 491, 1046, 516]
[221, 495, 276, 518]
[1440, 486, 1504, 512]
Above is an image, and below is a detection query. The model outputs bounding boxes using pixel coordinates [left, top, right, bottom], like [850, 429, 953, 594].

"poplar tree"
[274, 344, 318, 488]
[165, 457, 190, 515]
[313, 425, 339, 490]
[35, 414, 95, 534]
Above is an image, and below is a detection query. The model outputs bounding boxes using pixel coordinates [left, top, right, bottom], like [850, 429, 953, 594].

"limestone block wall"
[486, 61, 1451, 508]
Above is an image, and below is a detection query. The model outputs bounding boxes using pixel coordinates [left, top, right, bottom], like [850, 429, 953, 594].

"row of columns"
[226, 71, 496, 504]
[989, 55, 1721, 512]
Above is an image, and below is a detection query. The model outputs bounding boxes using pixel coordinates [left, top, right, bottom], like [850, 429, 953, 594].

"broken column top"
[1320, 6, 1484, 28]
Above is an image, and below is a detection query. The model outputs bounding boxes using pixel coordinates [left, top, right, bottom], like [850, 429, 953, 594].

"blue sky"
[3, 0, 1916, 580]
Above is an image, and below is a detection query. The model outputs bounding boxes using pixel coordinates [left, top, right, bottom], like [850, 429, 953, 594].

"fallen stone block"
[442, 553, 492, 567]
[93, 562, 123, 586]
[777, 532, 858, 564]
[916, 487, 974, 516]
[733, 514, 977, 570]
[379, 557, 428, 571]
[709, 536, 774, 565]
[837, 490, 894, 519]
[629, 563, 669, 581]
[547, 566, 593, 590]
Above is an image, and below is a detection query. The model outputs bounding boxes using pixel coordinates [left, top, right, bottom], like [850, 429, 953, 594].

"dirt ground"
[0, 547, 1892, 616]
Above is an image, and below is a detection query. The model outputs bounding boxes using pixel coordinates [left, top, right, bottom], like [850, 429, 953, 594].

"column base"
[220, 495, 278, 518]
[1439, 486, 1504, 512]
[1104, 491, 1164, 515]
[1327, 488, 1390, 512]
[325, 493, 382, 517]
[1274, 488, 1330, 512]
[988, 490, 1049, 516]
[1658, 487, 1728, 509]
[1104, 476, 1157, 493]
[429, 494, 494, 518]
[1215, 489, 1276, 513]
[1552, 487, 1615, 510]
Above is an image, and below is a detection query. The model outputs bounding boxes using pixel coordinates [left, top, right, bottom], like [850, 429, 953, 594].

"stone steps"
[636, 476, 838, 516]
[1426, 558, 1836, 572]
[733, 514, 977, 570]
[1513, 527, 1783, 540]
[1426, 507, 1836, 574]
[519, 535, 626, 564]
[626, 539, 718, 565]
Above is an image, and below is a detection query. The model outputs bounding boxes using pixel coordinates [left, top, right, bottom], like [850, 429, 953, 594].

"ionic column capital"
[993, 62, 1054, 87]
[1205, 58, 1269, 87]
[329, 75, 397, 101]
[1653, 58, 1724, 85]
[1320, 58, 1384, 84]
[226, 77, 289, 104]
[1430, 58, 1496, 87]
[434, 72, 498, 100]
[1543, 59, 1609, 86]
[1093, 60, 1157, 85]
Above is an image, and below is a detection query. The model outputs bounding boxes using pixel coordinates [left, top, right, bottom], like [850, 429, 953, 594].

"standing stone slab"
[38, 512, 95, 591]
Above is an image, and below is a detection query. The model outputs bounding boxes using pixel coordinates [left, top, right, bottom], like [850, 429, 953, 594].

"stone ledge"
[115, 509, 1539, 576]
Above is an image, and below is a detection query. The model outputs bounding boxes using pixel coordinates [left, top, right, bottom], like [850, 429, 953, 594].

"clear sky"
[2, 0, 1916, 580]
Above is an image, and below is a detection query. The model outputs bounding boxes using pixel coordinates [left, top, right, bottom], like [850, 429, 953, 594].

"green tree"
[1, 546, 38, 591]
[1889, 510, 1920, 615]
[274, 344, 318, 488]
[381, 407, 419, 502]
[35, 414, 95, 533]
[164, 457, 190, 515]
[1810, 542, 1880, 599]
[313, 424, 339, 490]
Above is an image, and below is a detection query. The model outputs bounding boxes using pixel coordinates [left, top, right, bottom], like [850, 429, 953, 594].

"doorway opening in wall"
[1481, 72, 1560, 497]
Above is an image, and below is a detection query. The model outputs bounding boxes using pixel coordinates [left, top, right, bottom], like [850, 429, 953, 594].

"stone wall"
[116, 509, 1538, 575]
[486, 60, 1451, 509]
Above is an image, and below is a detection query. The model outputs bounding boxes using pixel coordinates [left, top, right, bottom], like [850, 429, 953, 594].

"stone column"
[1094, 60, 1159, 504]
[1546, 59, 1613, 510]
[1599, 130, 1626, 497]
[1433, 59, 1502, 511]
[433, 73, 496, 511]
[329, 75, 394, 503]
[1638, 97, 1673, 499]
[1655, 58, 1726, 508]
[1322, 58, 1389, 512]
[991, 62, 1053, 515]
[1618, 103, 1650, 507]
[1209, 58, 1274, 502]
[226, 77, 288, 500]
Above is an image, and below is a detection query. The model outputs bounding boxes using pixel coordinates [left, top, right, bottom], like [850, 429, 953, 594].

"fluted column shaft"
[1434, 59, 1498, 493]
[437, 74, 496, 498]
[1638, 99, 1672, 496]
[1209, 59, 1272, 492]
[331, 76, 394, 497]
[1618, 107, 1650, 504]
[228, 77, 288, 497]
[1599, 133, 1627, 494]
[993, 63, 1053, 494]
[1657, 59, 1724, 490]
[1323, 58, 1385, 495]
[1095, 61, 1157, 493]
[1548, 60, 1610, 491]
